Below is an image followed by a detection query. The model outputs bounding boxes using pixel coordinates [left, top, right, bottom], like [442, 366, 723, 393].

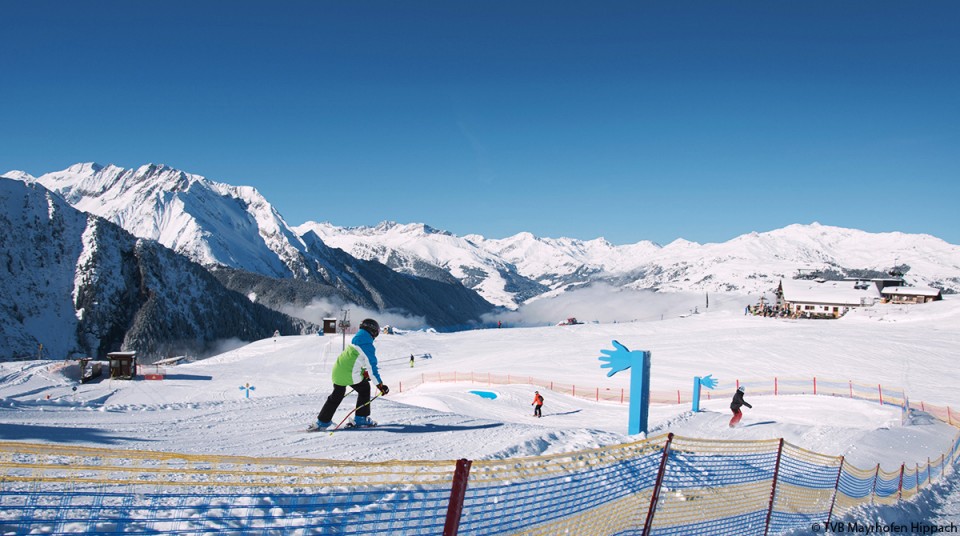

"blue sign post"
[692, 374, 718, 412]
[598, 340, 651, 436]
[240, 383, 256, 398]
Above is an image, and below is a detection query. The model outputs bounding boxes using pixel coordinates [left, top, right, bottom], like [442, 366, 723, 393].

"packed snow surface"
[2, 299, 959, 521]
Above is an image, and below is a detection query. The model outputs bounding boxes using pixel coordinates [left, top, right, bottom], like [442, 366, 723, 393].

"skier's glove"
[377, 383, 390, 396]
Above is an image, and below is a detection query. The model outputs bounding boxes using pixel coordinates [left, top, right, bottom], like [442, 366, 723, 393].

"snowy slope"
[3, 297, 959, 523]
[2, 298, 958, 463]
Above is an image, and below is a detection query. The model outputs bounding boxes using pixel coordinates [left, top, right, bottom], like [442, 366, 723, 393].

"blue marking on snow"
[469, 390, 498, 400]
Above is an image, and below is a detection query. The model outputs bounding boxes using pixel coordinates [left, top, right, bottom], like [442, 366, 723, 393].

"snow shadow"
[544, 410, 583, 417]
[340, 422, 503, 434]
[0, 423, 155, 445]
[743, 421, 777, 427]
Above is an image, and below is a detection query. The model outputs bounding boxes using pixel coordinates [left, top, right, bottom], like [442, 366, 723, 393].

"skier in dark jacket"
[729, 386, 752, 427]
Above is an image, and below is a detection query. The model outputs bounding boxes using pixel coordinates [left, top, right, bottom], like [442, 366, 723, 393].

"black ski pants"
[318, 380, 371, 422]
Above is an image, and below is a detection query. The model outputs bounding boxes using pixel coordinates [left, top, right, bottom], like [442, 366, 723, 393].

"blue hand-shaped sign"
[598, 340, 651, 435]
[598, 340, 640, 377]
[692, 374, 717, 412]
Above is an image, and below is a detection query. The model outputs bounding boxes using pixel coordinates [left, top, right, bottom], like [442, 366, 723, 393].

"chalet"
[776, 279, 881, 318]
[881, 286, 943, 304]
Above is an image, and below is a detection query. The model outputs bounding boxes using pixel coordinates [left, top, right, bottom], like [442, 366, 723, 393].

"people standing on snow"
[409, 354, 415, 368]
[315, 318, 389, 429]
[729, 386, 752, 427]
[532, 391, 544, 418]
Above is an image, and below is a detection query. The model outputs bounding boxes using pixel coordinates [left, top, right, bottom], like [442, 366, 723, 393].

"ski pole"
[330, 393, 383, 435]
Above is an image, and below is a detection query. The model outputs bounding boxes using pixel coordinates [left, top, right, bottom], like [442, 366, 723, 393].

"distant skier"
[729, 386, 752, 427]
[314, 318, 389, 429]
[532, 391, 544, 418]
[410, 354, 415, 368]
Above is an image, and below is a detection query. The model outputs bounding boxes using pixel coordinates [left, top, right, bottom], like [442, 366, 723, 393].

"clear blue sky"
[2, 1, 958, 245]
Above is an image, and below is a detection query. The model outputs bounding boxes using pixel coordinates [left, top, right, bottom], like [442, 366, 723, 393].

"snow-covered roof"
[881, 286, 942, 297]
[779, 279, 881, 306]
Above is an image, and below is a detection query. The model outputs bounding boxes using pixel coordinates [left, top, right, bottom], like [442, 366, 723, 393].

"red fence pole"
[596, 387, 599, 402]
[897, 464, 905, 500]
[443, 458, 473, 536]
[621, 388, 624, 404]
[948, 407, 953, 426]
[813, 377, 817, 395]
[677, 390, 681, 404]
[879, 385, 884, 406]
[642, 433, 674, 536]
[826, 456, 845, 527]
[763, 439, 785, 536]
[774, 377, 778, 396]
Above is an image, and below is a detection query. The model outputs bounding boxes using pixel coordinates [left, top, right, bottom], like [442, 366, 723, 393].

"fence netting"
[3, 372, 960, 535]
[3, 430, 958, 535]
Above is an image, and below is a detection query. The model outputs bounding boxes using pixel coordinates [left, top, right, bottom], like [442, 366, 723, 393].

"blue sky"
[2, 1, 958, 245]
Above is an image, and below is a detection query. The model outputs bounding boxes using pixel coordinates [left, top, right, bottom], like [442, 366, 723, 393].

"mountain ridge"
[12, 163, 960, 312]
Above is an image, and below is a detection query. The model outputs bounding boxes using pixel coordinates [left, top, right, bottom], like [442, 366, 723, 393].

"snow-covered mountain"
[13, 163, 960, 314]
[14, 164, 495, 327]
[0, 178, 313, 362]
[301, 221, 960, 307]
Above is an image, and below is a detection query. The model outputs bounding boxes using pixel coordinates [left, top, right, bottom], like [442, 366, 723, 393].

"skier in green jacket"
[314, 318, 389, 428]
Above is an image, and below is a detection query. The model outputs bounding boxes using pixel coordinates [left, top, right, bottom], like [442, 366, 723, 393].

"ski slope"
[1, 298, 959, 523]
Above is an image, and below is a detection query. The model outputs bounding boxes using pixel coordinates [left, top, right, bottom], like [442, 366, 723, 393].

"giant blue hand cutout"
[598, 340, 651, 435]
[692, 374, 718, 412]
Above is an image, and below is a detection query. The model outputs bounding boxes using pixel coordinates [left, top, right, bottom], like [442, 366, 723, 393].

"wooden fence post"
[642, 433, 674, 536]
[763, 439, 785, 536]
[443, 458, 473, 536]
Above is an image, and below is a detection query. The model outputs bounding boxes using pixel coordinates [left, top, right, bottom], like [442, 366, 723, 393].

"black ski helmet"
[359, 318, 380, 338]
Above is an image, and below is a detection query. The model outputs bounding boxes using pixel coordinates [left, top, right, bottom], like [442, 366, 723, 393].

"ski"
[344, 422, 378, 429]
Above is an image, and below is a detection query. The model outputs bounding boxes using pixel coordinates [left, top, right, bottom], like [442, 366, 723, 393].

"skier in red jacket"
[532, 391, 544, 418]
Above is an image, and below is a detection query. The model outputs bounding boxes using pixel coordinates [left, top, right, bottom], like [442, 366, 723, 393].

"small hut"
[108, 351, 137, 380]
[322, 318, 338, 334]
